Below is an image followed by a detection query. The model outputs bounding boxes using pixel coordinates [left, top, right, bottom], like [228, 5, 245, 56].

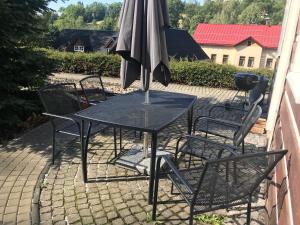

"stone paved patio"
[0, 74, 267, 225]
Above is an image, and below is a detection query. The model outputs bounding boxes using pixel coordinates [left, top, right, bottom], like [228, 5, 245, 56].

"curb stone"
[31, 161, 52, 225]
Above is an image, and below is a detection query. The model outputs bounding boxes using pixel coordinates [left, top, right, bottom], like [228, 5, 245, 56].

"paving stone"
[124, 215, 136, 224]
[107, 211, 118, 220]
[52, 214, 65, 223]
[111, 218, 124, 225]
[81, 216, 94, 225]
[54, 221, 67, 225]
[67, 214, 81, 224]
[79, 208, 92, 217]
[94, 217, 108, 225]
[77, 203, 89, 210]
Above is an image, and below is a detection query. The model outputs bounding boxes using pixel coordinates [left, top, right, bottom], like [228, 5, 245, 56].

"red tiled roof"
[193, 23, 281, 49]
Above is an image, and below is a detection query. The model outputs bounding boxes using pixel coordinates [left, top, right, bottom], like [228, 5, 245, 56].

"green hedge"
[44, 49, 273, 89]
[45, 49, 121, 77]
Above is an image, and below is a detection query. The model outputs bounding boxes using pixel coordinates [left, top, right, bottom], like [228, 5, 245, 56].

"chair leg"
[152, 157, 162, 221]
[119, 128, 122, 151]
[246, 195, 252, 225]
[85, 122, 92, 156]
[113, 127, 117, 157]
[189, 208, 194, 225]
[52, 127, 56, 164]
[242, 140, 245, 154]
[188, 153, 192, 168]
[171, 183, 175, 194]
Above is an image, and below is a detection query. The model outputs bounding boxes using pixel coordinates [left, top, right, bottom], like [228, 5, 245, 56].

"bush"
[45, 49, 273, 89]
[170, 60, 273, 89]
[0, 48, 55, 143]
[45, 49, 121, 77]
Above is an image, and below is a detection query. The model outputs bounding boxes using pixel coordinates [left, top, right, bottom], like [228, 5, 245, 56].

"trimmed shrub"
[45, 49, 121, 77]
[44, 49, 273, 89]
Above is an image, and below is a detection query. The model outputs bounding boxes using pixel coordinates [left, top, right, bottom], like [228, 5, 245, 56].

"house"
[108, 28, 208, 60]
[164, 28, 208, 60]
[266, 0, 300, 224]
[53, 29, 117, 53]
[193, 23, 282, 69]
[53, 28, 209, 61]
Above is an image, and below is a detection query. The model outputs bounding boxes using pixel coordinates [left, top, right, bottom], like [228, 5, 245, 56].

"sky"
[49, 0, 204, 11]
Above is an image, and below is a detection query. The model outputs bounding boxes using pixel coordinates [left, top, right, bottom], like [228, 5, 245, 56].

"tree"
[106, 2, 122, 19]
[238, 3, 266, 24]
[85, 2, 106, 22]
[168, 0, 185, 27]
[59, 2, 85, 20]
[54, 2, 86, 29]
[100, 3, 122, 31]
[210, 0, 241, 24]
[181, 2, 202, 30]
[272, 0, 286, 24]
[0, 0, 54, 140]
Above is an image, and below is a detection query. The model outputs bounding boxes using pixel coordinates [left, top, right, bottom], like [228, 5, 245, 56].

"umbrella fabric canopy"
[116, 0, 171, 91]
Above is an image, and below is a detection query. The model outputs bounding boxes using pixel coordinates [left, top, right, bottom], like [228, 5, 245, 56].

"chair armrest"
[157, 155, 194, 194]
[208, 105, 248, 117]
[42, 112, 81, 131]
[193, 116, 242, 139]
[175, 135, 238, 160]
[185, 135, 239, 153]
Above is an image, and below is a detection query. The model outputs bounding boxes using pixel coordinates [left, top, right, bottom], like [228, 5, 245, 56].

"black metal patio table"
[75, 90, 197, 203]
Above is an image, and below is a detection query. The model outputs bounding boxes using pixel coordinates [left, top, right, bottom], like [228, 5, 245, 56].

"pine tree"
[0, 0, 54, 141]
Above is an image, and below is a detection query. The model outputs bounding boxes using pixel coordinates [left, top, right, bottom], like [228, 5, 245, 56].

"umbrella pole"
[143, 90, 149, 158]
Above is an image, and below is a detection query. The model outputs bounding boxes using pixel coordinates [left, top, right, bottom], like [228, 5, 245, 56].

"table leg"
[113, 127, 117, 157]
[81, 120, 87, 182]
[187, 106, 194, 135]
[148, 132, 157, 204]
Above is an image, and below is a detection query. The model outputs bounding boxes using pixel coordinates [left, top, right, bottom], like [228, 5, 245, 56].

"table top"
[75, 90, 197, 133]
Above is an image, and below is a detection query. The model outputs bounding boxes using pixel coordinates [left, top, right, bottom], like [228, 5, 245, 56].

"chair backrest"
[233, 105, 262, 146]
[193, 150, 287, 209]
[249, 76, 269, 105]
[79, 75, 107, 105]
[38, 83, 81, 116]
[242, 94, 263, 123]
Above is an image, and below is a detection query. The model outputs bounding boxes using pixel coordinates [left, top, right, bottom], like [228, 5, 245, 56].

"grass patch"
[194, 214, 225, 225]
[146, 212, 163, 224]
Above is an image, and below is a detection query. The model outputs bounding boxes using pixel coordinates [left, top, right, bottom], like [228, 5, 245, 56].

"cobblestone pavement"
[1, 74, 268, 225]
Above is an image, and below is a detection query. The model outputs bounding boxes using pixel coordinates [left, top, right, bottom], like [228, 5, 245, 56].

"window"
[239, 56, 246, 66]
[266, 58, 273, 68]
[247, 57, 255, 67]
[222, 55, 229, 64]
[247, 40, 252, 46]
[74, 45, 85, 52]
[211, 54, 217, 63]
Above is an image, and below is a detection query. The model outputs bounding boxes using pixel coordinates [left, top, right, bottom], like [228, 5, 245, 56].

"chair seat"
[179, 137, 234, 159]
[168, 166, 253, 213]
[195, 119, 238, 140]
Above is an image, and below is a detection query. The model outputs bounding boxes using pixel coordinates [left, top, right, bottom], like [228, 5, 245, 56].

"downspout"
[266, 0, 300, 147]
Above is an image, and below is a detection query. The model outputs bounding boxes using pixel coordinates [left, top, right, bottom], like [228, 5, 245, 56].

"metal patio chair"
[207, 94, 263, 124]
[229, 75, 268, 110]
[152, 136, 287, 225]
[79, 75, 108, 106]
[248, 76, 269, 106]
[38, 83, 116, 164]
[192, 105, 262, 154]
[79, 75, 129, 148]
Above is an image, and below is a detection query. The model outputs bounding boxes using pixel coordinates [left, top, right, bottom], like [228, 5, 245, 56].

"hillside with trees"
[49, 0, 286, 33]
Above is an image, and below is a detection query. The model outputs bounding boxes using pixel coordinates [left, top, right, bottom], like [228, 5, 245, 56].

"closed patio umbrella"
[116, 0, 171, 157]
[116, 0, 171, 92]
